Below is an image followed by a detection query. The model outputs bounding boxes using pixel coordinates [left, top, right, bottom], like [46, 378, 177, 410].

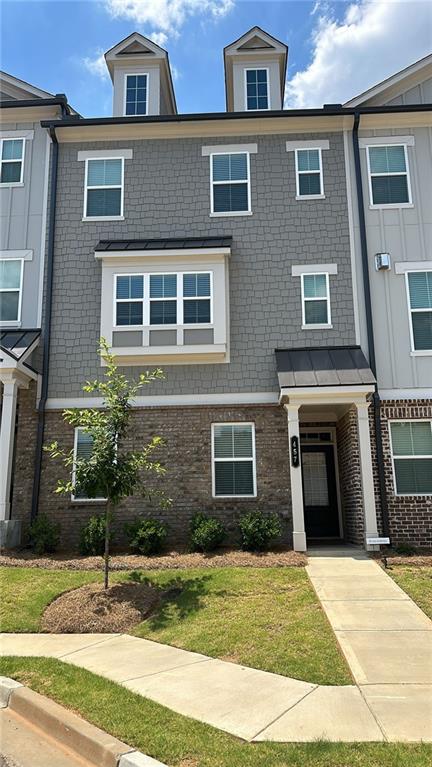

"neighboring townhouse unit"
[0, 72, 73, 546]
[3, 28, 431, 552]
[345, 54, 432, 547]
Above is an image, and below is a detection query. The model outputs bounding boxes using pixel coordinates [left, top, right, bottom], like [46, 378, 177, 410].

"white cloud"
[105, 0, 234, 40]
[286, 0, 432, 108]
[82, 49, 109, 81]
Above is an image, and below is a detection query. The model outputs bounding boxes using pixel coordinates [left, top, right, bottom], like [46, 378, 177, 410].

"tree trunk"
[104, 501, 111, 589]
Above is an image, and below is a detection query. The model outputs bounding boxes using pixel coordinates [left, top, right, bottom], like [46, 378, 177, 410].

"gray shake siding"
[49, 131, 355, 397]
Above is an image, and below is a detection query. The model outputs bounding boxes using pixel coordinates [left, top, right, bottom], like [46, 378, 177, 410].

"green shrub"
[239, 510, 282, 551]
[394, 540, 418, 556]
[125, 517, 167, 555]
[189, 513, 226, 553]
[29, 513, 61, 555]
[79, 514, 111, 556]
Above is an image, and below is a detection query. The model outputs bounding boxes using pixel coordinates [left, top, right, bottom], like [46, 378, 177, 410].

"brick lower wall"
[336, 407, 364, 545]
[10, 381, 39, 530]
[34, 404, 292, 550]
[379, 399, 432, 548]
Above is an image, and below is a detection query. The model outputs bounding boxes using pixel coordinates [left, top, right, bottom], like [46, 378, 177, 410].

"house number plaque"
[291, 436, 300, 467]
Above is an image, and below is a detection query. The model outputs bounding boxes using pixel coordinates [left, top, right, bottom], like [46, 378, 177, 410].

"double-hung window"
[124, 74, 148, 116]
[84, 158, 123, 219]
[0, 259, 23, 323]
[116, 275, 144, 326]
[367, 145, 411, 206]
[72, 428, 107, 501]
[406, 271, 432, 352]
[245, 68, 269, 110]
[301, 273, 331, 327]
[211, 152, 251, 215]
[0, 138, 25, 184]
[150, 274, 177, 325]
[389, 421, 432, 495]
[295, 149, 324, 198]
[183, 273, 211, 324]
[212, 423, 256, 497]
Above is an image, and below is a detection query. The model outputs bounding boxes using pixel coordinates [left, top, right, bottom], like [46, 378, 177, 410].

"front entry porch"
[275, 346, 379, 553]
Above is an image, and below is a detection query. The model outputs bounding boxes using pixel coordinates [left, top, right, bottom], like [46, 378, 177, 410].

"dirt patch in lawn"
[1, 546, 306, 571]
[41, 581, 160, 633]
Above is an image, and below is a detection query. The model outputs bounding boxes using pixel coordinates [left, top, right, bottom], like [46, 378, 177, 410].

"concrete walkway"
[307, 547, 432, 742]
[0, 549, 430, 743]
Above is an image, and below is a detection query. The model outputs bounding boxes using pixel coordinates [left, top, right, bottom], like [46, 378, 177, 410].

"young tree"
[45, 339, 168, 588]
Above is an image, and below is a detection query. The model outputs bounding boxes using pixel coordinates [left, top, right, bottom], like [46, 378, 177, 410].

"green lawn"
[0, 565, 350, 685]
[2, 658, 431, 767]
[387, 565, 432, 619]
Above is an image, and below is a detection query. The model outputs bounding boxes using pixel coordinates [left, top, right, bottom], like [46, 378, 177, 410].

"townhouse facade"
[0, 73, 73, 546]
[1, 28, 431, 551]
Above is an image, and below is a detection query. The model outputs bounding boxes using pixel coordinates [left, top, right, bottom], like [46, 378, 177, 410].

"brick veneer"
[34, 404, 292, 550]
[336, 407, 364, 545]
[379, 399, 432, 547]
[10, 381, 39, 530]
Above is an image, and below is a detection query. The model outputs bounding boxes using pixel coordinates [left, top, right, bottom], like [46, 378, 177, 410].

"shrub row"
[28, 510, 283, 556]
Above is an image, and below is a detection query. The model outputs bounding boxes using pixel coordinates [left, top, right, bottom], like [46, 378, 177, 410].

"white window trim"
[113, 271, 214, 330]
[244, 67, 270, 112]
[123, 72, 149, 117]
[388, 419, 432, 497]
[294, 147, 325, 200]
[71, 427, 108, 503]
[83, 156, 124, 221]
[0, 257, 23, 325]
[365, 144, 413, 209]
[211, 422, 257, 499]
[404, 269, 432, 355]
[209, 150, 252, 217]
[300, 272, 332, 329]
[0, 137, 25, 187]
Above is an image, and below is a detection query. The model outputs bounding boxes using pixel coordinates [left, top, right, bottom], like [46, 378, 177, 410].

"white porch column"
[284, 403, 307, 552]
[0, 378, 19, 521]
[355, 401, 379, 551]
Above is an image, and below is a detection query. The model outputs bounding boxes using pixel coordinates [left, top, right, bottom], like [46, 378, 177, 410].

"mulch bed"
[41, 580, 160, 633]
[0, 546, 307, 571]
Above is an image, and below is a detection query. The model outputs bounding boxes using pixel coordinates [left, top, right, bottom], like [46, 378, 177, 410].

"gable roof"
[0, 70, 53, 101]
[344, 53, 432, 107]
[224, 26, 287, 57]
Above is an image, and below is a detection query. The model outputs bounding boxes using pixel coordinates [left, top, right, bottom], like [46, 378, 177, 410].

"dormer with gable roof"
[223, 26, 288, 112]
[105, 32, 177, 117]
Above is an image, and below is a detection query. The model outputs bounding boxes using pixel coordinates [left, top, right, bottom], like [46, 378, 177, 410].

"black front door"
[301, 444, 340, 538]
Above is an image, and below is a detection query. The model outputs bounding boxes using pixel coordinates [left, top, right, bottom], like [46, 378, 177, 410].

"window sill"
[210, 211, 252, 218]
[296, 194, 325, 201]
[410, 351, 432, 356]
[213, 494, 257, 499]
[82, 216, 124, 222]
[0, 182, 24, 188]
[70, 498, 107, 504]
[0, 320, 21, 327]
[369, 203, 413, 210]
[301, 324, 333, 330]
[393, 492, 432, 498]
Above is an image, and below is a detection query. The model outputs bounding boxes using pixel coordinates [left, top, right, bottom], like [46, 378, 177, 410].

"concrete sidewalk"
[0, 550, 430, 743]
[307, 548, 432, 742]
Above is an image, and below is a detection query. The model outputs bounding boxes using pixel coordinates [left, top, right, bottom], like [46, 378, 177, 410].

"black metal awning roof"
[95, 236, 232, 252]
[0, 329, 41, 362]
[275, 346, 375, 388]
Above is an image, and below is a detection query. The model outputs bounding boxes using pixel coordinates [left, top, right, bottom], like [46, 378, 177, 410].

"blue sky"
[1, 1, 431, 116]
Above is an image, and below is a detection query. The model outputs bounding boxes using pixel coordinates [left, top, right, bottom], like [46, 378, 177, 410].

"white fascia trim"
[379, 389, 432, 400]
[0, 129, 34, 140]
[45, 392, 279, 410]
[395, 261, 432, 274]
[280, 384, 375, 402]
[95, 247, 231, 260]
[286, 139, 329, 151]
[292, 263, 338, 276]
[359, 135, 415, 148]
[77, 149, 133, 161]
[201, 143, 258, 156]
[0, 249, 33, 261]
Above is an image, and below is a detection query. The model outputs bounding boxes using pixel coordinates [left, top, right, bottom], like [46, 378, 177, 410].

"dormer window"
[124, 74, 148, 116]
[245, 69, 269, 110]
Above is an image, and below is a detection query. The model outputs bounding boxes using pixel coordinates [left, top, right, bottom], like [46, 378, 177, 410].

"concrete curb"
[0, 676, 168, 767]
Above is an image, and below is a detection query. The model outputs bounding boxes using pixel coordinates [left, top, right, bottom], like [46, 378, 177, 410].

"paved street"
[0, 709, 93, 767]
